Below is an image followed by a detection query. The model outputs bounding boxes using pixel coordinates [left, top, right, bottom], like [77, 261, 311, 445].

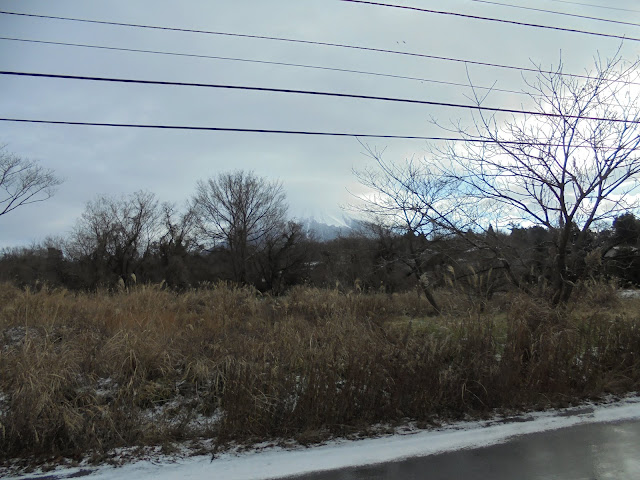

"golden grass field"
[1, 281, 639, 468]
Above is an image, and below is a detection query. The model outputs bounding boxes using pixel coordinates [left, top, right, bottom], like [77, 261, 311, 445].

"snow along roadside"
[7, 395, 640, 480]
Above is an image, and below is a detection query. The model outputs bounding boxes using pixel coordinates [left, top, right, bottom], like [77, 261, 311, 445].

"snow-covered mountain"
[297, 211, 362, 241]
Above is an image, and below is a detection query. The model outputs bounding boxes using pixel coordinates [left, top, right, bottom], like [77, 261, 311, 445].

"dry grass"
[1, 282, 639, 466]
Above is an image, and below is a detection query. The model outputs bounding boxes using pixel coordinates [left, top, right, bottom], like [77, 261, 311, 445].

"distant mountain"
[298, 212, 363, 241]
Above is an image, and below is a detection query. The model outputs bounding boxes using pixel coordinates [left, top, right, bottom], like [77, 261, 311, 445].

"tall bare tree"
[192, 171, 288, 284]
[0, 146, 62, 217]
[438, 53, 640, 304]
[357, 53, 640, 305]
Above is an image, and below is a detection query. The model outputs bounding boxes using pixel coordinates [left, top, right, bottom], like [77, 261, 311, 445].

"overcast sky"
[1, 0, 639, 248]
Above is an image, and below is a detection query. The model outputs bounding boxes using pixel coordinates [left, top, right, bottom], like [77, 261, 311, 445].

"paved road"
[285, 419, 640, 480]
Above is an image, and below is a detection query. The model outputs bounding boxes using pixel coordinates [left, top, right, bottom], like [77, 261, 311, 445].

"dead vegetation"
[1, 281, 639, 467]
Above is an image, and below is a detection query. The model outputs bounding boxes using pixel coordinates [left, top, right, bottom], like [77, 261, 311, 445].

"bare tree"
[66, 190, 160, 286]
[438, 53, 640, 304]
[155, 202, 198, 288]
[256, 219, 309, 294]
[0, 146, 62, 217]
[192, 171, 288, 284]
[356, 53, 640, 305]
[354, 146, 465, 313]
[157, 202, 198, 257]
[355, 143, 512, 312]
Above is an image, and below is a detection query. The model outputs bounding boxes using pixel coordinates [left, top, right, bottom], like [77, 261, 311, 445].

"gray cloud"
[1, 0, 637, 247]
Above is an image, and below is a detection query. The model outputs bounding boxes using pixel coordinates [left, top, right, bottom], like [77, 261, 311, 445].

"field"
[1, 281, 639, 471]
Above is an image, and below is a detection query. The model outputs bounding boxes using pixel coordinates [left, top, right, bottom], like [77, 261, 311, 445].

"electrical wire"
[338, 0, 640, 42]
[0, 118, 501, 140]
[3, 70, 638, 123]
[0, 37, 629, 107]
[0, 118, 625, 147]
[470, 0, 640, 28]
[0, 10, 627, 83]
[545, 0, 640, 14]
[0, 36, 530, 97]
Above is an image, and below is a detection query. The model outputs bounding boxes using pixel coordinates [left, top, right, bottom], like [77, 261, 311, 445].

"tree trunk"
[551, 226, 572, 306]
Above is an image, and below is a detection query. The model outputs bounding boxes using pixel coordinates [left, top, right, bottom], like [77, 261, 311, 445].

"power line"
[471, 0, 640, 28]
[0, 39, 626, 108]
[0, 118, 508, 141]
[0, 10, 624, 84]
[339, 0, 640, 42]
[3, 70, 639, 123]
[545, 0, 640, 14]
[0, 36, 530, 97]
[0, 118, 624, 147]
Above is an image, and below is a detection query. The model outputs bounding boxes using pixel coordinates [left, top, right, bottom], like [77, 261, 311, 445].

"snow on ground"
[618, 289, 640, 299]
[6, 395, 640, 480]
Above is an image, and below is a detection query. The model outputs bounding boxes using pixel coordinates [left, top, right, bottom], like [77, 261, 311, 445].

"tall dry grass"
[1, 282, 639, 464]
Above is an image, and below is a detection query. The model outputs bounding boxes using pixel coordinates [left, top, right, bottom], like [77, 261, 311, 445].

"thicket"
[1, 281, 639, 468]
[2, 213, 640, 296]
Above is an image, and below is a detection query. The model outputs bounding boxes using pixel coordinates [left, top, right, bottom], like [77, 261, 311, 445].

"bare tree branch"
[0, 146, 62, 217]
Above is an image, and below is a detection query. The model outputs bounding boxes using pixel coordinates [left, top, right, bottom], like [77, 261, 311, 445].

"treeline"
[1, 172, 639, 294]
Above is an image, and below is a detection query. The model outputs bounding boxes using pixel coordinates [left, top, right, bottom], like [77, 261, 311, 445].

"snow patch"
[618, 289, 640, 299]
[6, 396, 640, 480]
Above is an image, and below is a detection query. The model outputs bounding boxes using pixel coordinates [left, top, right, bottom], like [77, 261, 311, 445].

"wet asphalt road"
[284, 419, 640, 480]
